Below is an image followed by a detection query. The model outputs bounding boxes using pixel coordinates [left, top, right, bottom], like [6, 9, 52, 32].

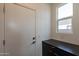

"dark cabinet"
[42, 42, 58, 56]
[42, 40, 76, 56]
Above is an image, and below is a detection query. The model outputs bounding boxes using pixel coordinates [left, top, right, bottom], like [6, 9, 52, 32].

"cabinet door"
[5, 3, 36, 56]
[0, 3, 4, 56]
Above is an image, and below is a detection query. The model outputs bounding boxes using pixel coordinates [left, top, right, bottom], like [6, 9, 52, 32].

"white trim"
[57, 3, 67, 8]
[58, 16, 72, 21]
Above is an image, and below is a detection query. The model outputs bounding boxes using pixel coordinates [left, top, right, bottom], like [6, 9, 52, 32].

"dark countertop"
[42, 39, 79, 56]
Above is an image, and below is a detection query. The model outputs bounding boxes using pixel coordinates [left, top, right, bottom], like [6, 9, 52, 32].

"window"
[57, 3, 73, 33]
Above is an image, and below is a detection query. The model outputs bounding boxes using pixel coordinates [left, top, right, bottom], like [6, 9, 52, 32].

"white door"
[5, 3, 36, 56]
[0, 3, 4, 56]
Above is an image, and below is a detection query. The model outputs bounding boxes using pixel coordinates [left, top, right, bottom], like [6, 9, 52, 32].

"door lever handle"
[32, 41, 36, 44]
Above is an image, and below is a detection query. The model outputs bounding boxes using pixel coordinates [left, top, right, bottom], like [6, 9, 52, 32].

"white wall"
[51, 3, 79, 45]
[19, 3, 51, 56]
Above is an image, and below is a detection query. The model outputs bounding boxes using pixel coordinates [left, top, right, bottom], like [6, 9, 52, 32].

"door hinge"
[3, 40, 5, 46]
[3, 6, 5, 13]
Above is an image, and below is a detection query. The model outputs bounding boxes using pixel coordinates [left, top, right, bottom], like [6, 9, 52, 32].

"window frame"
[56, 3, 73, 34]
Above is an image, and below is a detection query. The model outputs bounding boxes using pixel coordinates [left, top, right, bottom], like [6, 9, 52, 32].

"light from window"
[57, 3, 73, 33]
